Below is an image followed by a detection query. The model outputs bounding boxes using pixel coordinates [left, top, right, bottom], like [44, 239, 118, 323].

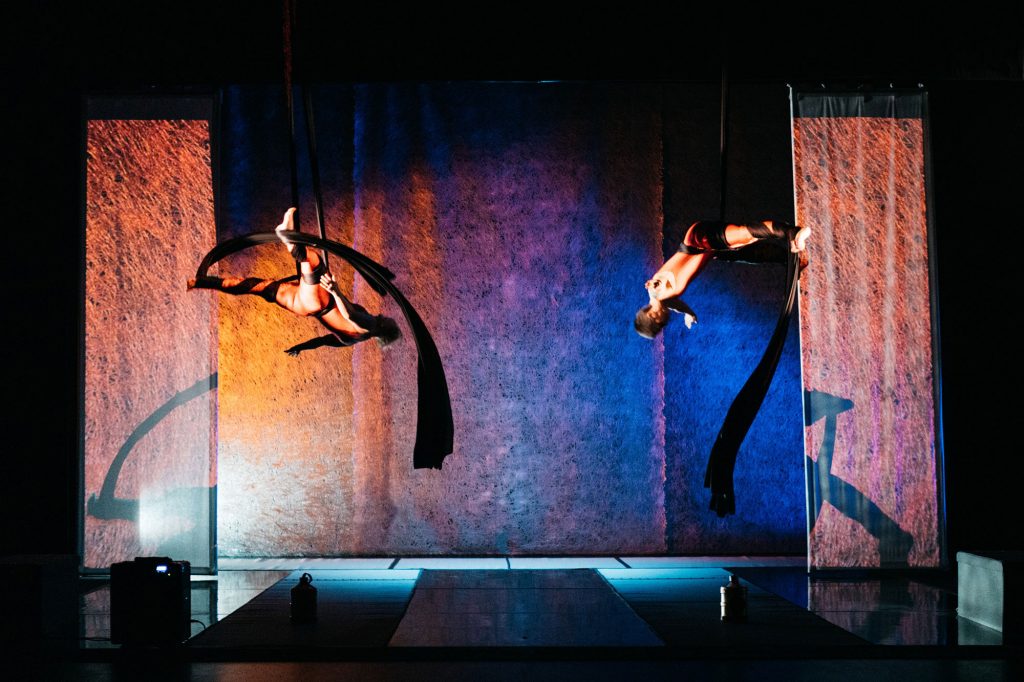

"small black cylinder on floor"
[721, 574, 748, 623]
[290, 572, 317, 623]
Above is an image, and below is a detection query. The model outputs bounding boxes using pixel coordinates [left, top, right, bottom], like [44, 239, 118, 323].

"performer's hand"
[285, 348, 301, 357]
[320, 272, 339, 295]
[645, 273, 675, 300]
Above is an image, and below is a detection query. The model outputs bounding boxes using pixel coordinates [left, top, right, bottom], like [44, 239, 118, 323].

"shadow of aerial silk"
[804, 389, 914, 567]
[87, 374, 217, 563]
[793, 92, 941, 568]
[88, 373, 218, 520]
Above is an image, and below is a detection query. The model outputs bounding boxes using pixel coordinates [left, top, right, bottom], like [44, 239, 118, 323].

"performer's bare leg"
[274, 207, 332, 315]
[187, 274, 302, 310]
[649, 221, 810, 301]
[185, 207, 328, 317]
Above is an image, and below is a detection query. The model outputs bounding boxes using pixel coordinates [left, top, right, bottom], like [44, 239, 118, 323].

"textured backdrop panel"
[214, 83, 810, 556]
[83, 118, 216, 569]
[348, 84, 666, 554]
[215, 86, 359, 556]
[793, 97, 941, 568]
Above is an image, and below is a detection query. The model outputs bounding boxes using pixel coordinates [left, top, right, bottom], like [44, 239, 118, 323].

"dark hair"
[634, 304, 668, 339]
[374, 315, 402, 347]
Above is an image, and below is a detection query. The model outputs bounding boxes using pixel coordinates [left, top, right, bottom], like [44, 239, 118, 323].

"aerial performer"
[636, 219, 811, 516]
[189, 207, 452, 469]
[635, 219, 810, 338]
[188, 208, 401, 354]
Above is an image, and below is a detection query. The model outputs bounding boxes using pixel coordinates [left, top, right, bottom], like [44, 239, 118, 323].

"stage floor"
[76, 555, 1006, 649]
[24, 557, 1018, 679]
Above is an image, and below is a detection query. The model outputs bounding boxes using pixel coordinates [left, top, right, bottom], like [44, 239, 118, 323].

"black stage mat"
[187, 567, 868, 653]
[390, 569, 662, 646]
[188, 570, 418, 650]
[602, 568, 869, 649]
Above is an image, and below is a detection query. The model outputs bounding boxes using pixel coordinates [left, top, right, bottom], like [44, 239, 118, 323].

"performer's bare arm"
[284, 334, 344, 356]
[646, 220, 810, 302]
[636, 220, 810, 338]
[320, 272, 370, 335]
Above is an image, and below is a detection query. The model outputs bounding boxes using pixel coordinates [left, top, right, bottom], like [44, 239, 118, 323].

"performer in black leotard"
[634, 219, 810, 339]
[188, 208, 400, 353]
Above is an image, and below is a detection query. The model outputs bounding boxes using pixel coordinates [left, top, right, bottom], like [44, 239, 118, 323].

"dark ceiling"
[7, 4, 1023, 88]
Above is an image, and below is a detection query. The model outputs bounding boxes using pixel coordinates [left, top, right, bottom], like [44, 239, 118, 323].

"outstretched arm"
[284, 334, 344, 356]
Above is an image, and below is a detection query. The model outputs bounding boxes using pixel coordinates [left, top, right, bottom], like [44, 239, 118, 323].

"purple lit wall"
[793, 93, 942, 568]
[345, 84, 667, 553]
[215, 83, 806, 556]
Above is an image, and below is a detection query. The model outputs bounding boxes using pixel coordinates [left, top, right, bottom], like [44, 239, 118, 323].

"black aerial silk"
[194, 231, 454, 470]
[701, 244, 801, 516]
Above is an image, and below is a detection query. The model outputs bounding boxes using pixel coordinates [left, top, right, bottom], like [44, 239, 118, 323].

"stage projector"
[110, 556, 191, 645]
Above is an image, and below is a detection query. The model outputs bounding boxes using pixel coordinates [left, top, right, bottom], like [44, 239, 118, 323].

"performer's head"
[374, 315, 402, 348]
[634, 303, 669, 339]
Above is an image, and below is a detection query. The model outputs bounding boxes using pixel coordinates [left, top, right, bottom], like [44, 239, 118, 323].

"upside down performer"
[189, 208, 401, 353]
[188, 208, 453, 469]
[636, 219, 811, 516]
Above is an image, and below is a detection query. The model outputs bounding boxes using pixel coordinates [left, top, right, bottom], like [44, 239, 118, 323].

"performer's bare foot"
[791, 225, 811, 253]
[275, 207, 299, 254]
[764, 220, 811, 253]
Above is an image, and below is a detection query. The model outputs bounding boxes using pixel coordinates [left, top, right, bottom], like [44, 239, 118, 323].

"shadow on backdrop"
[87, 373, 218, 562]
[804, 389, 914, 567]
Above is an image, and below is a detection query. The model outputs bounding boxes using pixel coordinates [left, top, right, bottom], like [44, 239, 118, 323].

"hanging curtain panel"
[214, 86, 359, 557]
[213, 82, 812, 558]
[345, 83, 667, 555]
[81, 97, 218, 572]
[213, 83, 669, 556]
[792, 92, 944, 569]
